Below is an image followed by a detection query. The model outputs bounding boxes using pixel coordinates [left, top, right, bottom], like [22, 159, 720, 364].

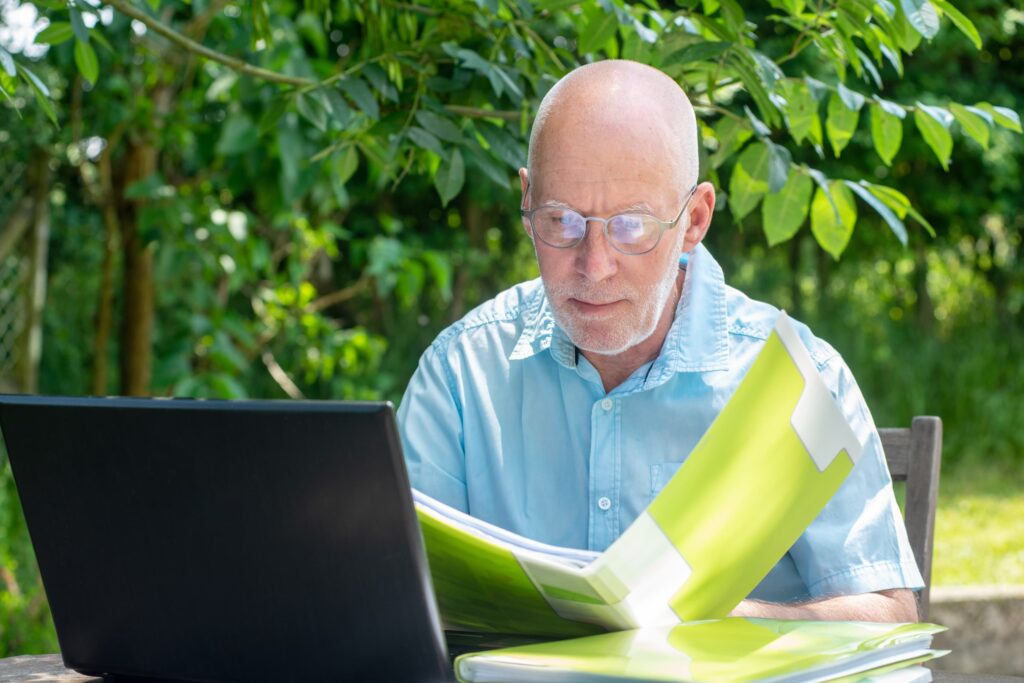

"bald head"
[527, 60, 699, 200]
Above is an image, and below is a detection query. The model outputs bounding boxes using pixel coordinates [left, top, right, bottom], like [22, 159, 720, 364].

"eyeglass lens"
[532, 209, 659, 253]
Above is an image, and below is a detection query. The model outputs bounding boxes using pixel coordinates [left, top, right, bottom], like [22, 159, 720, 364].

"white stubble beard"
[541, 233, 685, 356]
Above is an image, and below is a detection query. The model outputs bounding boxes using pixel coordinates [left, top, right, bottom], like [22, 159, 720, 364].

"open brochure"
[414, 312, 867, 638]
[453, 618, 948, 683]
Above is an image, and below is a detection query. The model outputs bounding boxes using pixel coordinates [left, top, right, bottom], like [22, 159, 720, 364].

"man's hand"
[728, 588, 918, 622]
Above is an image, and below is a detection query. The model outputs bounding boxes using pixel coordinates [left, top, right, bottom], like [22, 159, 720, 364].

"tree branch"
[445, 104, 521, 121]
[261, 351, 306, 399]
[306, 277, 370, 313]
[106, 0, 315, 87]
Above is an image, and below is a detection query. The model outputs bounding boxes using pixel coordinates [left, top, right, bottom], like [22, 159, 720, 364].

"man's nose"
[574, 219, 618, 282]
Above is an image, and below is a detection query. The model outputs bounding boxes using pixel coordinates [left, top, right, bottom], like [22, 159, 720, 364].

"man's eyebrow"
[535, 200, 659, 214]
[619, 202, 657, 214]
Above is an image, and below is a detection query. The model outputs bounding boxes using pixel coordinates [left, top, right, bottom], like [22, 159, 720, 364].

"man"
[398, 60, 923, 621]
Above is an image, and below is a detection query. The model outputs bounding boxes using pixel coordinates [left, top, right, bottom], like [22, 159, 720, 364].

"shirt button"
[597, 496, 612, 511]
[600, 398, 613, 411]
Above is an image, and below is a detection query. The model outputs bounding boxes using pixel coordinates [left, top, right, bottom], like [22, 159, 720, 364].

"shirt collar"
[509, 244, 730, 376]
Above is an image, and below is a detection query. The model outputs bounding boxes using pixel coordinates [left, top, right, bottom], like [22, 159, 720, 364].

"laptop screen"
[0, 396, 451, 683]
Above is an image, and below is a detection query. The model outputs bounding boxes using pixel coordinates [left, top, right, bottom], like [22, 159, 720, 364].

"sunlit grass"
[931, 463, 1024, 587]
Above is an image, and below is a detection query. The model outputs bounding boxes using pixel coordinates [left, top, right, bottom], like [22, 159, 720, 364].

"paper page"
[583, 312, 863, 624]
[454, 618, 946, 683]
[416, 502, 602, 637]
[418, 312, 867, 635]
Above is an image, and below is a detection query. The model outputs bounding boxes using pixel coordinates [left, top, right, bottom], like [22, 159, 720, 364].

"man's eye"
[611, 215, 647, 243]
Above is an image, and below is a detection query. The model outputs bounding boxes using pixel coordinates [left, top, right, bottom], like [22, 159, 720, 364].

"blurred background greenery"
[1, 0, 1021, 656]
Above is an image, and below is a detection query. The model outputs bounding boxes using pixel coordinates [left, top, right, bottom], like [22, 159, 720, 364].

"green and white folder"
[414, 312, 867, 638]
[453, 618, 948, 683]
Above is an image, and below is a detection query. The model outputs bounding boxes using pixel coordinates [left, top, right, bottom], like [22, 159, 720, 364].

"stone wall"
[928, 585, 1024, 675]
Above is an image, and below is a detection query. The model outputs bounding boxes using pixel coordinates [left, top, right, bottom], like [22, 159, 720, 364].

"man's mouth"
[569, 298, 623, 315]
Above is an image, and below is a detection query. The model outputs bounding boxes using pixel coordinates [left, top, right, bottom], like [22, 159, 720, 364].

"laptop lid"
[0, 396, 451, 683]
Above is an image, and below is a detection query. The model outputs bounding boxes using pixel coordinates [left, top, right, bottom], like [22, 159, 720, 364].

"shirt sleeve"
[396, 341, 470, 512]
[786, 354, 925, 598]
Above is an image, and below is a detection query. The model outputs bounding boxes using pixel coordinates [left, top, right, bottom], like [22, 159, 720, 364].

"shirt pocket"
[649, 461, 685, 503]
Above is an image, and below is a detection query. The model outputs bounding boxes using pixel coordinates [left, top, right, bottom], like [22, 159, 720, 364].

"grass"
[929, 462, 1024, 587]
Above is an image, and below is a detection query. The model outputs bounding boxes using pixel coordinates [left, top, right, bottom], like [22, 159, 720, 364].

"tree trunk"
[115, 141, 157, 396]
[91, 192, 118, 395]
[17, 151, 52, 394]
[913, 244, 934, 333]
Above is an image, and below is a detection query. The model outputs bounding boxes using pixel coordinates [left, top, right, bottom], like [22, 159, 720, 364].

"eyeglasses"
[520, 184, 698, 256]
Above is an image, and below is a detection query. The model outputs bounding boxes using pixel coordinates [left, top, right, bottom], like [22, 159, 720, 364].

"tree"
[2, 0, 1023, 656]
[2, 0, 1019, 399]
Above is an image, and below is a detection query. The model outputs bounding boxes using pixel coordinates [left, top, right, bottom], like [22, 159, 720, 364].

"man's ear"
[681, 182, 716, 253]
[519, 167, 532, 239]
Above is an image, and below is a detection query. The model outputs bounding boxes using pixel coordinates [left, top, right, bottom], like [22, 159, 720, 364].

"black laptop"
[0, 395, 452, 683]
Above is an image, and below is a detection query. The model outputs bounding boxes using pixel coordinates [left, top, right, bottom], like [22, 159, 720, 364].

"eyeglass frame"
[520, 182, 699, 256]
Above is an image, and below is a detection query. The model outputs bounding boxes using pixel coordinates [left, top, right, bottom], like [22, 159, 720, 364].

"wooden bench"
[879, 416, 943, 621]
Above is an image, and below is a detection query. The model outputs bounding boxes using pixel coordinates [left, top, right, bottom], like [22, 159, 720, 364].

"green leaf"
[334, 145, 359, 184]
[709, 116, 753, 169]
[870, 105, 903, 166]
[837, 82, 866, 111]
[35, 21, 74, 46]
[782, 81, 821, 148]
[750, 50, 784, 91]
[16, 63, 56, 125]
[665, 40, 732, 65]
[728, 142, 770, 221]
[863, 182, 937, 236]
[322, 88, 351, 128]
[804, 76, 829, 102]
[930, 0, 982, 49]
[765, 141, 792, 193]
[0, 47, 14, 78]
[845, 180, 907, 245]
[805, 167, 840, 221]
[435, 148, 465, 207]
[363, 63, 399, 103]
[209, 373, 248, 399]
[297, 92, 327, 132]
[295, 12, 327, 58]
[69, 6, 90, 44]
[407, 126, 443, 156]
[826, 93, 860, 157]
[810, 181, 857, 259]
[216, 115, 257, 156]
[744, 105, 771, 138]
[415, 110, 463, 144]
[894, 3, 924, 51]
[578, 9, 619, 55]
[762, 171, 812, 246]
[478, 122, 526, 170]
[258, 96, 291, 135]
[975, 102, 1022, 133]
[338, 77, 378, 119]
[949, 102, 990, 149]
[73, 40, 99, 86]
[857, 49, 882, 88]
[465, 145, 512, 187]
[900, 0, 940, 39]
[873, 96, 907, 119]
[914, 104, 953, 170]
[205, 72, 238, 101]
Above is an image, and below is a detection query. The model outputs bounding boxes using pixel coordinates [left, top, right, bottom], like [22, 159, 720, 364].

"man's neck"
[581, 270, 686, 394]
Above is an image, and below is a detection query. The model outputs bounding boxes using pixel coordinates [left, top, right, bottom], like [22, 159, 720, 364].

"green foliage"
[1, 0, 1023, 656]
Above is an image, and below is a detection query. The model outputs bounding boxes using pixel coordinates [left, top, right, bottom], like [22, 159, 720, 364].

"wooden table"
[1, 655, 1022, 682]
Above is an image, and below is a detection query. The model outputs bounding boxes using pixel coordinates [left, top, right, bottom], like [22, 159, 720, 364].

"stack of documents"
[412, 313, 947, 682]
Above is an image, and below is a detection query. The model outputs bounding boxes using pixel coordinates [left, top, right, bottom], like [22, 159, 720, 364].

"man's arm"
[729, 588, 918, 622]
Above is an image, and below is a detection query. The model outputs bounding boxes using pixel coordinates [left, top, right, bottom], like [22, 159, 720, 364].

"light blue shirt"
[398, 244, 924, 602]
